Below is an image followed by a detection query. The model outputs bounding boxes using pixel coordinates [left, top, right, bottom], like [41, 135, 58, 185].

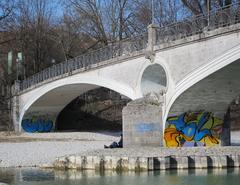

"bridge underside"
[21, 82, 134, 133]
[21, 84, 99, 131]
[165, 60, 240, 147]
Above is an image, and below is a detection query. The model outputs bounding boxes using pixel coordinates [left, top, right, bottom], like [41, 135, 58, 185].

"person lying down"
[104, 134, 123, 148]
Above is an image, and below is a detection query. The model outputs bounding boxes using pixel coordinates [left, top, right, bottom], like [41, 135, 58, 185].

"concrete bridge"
[12, 4, 240, 147]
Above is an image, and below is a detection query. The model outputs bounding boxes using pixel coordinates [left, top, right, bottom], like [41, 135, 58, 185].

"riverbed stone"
[104, 156, 121, 170]
[75, 156, 83, 169]
[195, 156, 208, 168]
[176, 156, 188, 169]
[209, 155, 227, 168]
[52, 146, 240, 171]
[220, 156, 228, 168]
[128, 157, 138, 171]
[227, 155, 240, 167]
[85, 156, 95, 169]
[121, 157, 129, 171]
[148, 157, 154, 170]
[67, 155, 76, 169]
[138, 157, 148, 171]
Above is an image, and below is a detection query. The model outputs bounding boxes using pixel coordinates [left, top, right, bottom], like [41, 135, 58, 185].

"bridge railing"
[19, 34, 148, 91]
[19, 3, 240, 92]
[156, 3, 240, 44]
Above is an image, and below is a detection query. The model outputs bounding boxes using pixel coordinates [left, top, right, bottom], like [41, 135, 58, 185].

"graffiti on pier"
[164, 112, 223, 147]
[22, 116, 53, 133]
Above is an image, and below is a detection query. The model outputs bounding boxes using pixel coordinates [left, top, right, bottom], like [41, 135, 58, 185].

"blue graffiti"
[22, 119, 53, 133]
[135, 123, 157, 133]
[168, 112, 215, 141]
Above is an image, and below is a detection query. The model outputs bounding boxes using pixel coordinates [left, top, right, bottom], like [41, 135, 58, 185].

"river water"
[0, 168, 240, 185]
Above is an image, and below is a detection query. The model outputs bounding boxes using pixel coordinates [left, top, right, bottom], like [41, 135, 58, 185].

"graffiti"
[135, 123, 157, 133]
[164, 112, 223, 147]
[22, 117, 53, 133]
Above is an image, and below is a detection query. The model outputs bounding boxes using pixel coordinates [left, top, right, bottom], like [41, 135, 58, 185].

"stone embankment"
[53, 147, 240, 171]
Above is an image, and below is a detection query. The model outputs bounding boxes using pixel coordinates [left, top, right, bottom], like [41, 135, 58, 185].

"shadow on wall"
[164, 112, 223, 147]
[56, 88, 130, 132]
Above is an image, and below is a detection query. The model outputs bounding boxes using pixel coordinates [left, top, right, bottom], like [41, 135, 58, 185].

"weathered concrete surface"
[122, 96, 163, 147]
[52, 146, 240, 171]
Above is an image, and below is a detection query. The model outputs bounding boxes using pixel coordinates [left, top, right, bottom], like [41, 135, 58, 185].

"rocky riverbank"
[0, 131, 240, 168]
[53, 146, 240, 171]
[0, 132, 120, 168]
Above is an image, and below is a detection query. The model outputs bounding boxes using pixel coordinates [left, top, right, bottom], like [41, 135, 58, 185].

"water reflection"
[21, 169, 54, 182]
[0, 168, 239, 185]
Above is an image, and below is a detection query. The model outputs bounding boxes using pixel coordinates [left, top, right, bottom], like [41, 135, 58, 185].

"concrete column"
[11, 81, 20, 133]
[221, 108, 231, 146]
[145, 24, 158, 62]
[122, 95, 164, 147]
[147, 24, 158, 51]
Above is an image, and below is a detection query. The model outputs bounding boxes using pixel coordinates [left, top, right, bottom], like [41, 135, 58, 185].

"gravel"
[0, 131, 240, 168]
[0, 132, 119, 168]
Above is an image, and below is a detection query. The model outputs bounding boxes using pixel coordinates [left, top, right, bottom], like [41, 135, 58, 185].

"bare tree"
[0, 55, 16, 132]
[0, 0, 15, 45]
[0, 0, 14, 21]
[128, 0, 185, 32]
[0, 0, 16, 131]
[181, 0, 233, 16]
[64, 0, 136, 46]
[16, 0, 62, 75]
[66, 0, 109, 45]
[50, 13, 92, 60]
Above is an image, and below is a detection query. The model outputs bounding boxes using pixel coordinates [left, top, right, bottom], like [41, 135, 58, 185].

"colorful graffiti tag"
[22, 118, 53, 133]
[164, 112, 223, 147]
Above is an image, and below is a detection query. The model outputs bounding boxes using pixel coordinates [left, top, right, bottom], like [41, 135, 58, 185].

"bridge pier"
[221, 108, 231, 146]
[122, 94, 164, 147]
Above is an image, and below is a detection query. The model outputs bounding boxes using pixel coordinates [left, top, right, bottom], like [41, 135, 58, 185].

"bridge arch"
[19, 74, 136, 129]
[164, 43, 240, 124]
[163, 44, 240, 147]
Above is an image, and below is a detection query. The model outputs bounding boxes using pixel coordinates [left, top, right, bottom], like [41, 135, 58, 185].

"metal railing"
[19, 3, 240, 92]
[19, 34, 148, 91]
[156, 3, 240, 44]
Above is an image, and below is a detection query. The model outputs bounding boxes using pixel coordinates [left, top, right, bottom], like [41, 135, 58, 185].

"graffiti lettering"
[164, 112, 222, 147]
[22, 117, 53, 133]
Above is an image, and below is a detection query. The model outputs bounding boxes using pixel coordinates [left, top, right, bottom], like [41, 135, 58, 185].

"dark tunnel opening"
[55, 87, 130, 132]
